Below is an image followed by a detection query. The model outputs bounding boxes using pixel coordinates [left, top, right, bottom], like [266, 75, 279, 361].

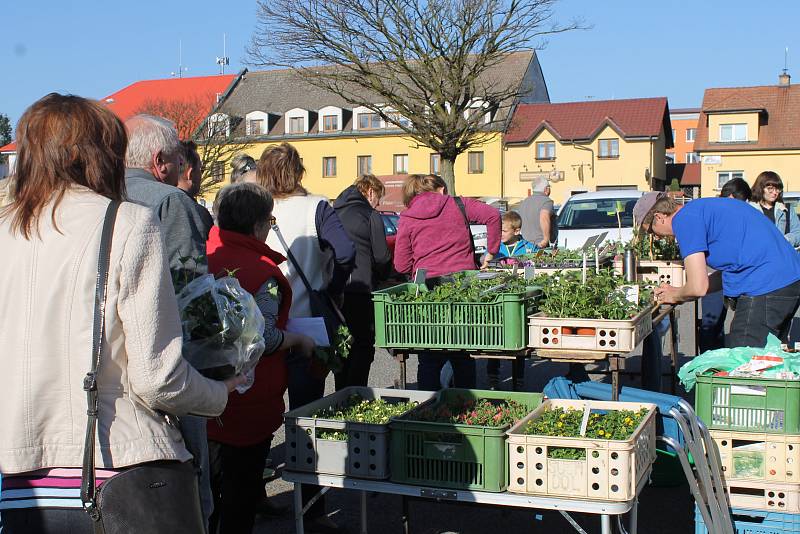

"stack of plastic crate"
[694, 372, 800, 533]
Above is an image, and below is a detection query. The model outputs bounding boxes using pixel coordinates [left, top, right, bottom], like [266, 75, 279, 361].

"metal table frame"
[389, 305, 679, 400]
[284, 470, 647, 534]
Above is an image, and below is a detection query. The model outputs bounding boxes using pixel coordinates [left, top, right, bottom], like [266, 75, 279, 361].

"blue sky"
[2, 1, 799, 129]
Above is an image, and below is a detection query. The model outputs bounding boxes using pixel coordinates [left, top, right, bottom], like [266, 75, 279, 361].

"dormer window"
[719, 123, 747, 142]
[322, 115, 338, 131]
[248, 119, 264, 135]
[288, 116, 305, 134]
[358, 112, 381, 130]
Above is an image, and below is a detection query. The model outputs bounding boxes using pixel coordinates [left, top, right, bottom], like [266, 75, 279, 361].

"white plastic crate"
[713, 430, 800, 483]
[527, 306, 655, 354]
[613, 260, 685, 288]
[284, 387, 434, 479]
[726, 480, 800, 513]
[506, 399, 657, 501]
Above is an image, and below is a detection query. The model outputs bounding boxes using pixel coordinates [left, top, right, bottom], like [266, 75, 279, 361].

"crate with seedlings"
[491, 249, 614, 276]
[506, 399, 657, 501]
[373, 271, 540, 351]
[712, 430, 800, 483]
[389, 389, 543, 492]
[611, 234, 685, 287]
[527, 270, 656, 353]
[284, 387, 435, 479]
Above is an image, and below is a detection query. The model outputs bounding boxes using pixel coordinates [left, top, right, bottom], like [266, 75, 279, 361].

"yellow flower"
[557, 422, 563, 428]
[598, 429, 605, 436]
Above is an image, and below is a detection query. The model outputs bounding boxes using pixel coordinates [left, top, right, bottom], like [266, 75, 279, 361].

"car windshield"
[557, 198, 638, 230]
[382, 214, 399, 235]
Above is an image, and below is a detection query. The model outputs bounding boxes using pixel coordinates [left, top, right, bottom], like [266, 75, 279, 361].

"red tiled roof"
[666, 163, 701, 186]
[695, 84, 800, 152]
[0, 74, 237, 154]
[505, 97, 671, 146]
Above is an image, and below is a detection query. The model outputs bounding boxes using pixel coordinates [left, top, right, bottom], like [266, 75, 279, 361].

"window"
[666, 153, 675, 164]
[323, 157, 336, 178]
[686, 152, 699, 164]
[536, 141, 555, 160]
[599, 138, 620, 158]
[358, 113, 381, 130]
[430, 153, 441, 175]
[719, 123, 747, 142]
[393, 154, 409, 174]
[686, 128, 696, 142]
[468, 151, 484, 173]
[357, 155, 372, 176]
[717, 170, 744, 189]
[322, 115, 338, 132]
[287, 116, 305, 134]
[211, 162, 225, 182]
[248, 119, 264, 136]
[387, 112, 411, 128]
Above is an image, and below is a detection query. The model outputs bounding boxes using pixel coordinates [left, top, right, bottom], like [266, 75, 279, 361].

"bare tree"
[134, 97, 251, 196]
[248, 0, 583, 194]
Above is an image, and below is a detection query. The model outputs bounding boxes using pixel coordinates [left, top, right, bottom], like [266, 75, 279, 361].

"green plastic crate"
[695, 373, 800, 434]
[389, 389, 543, 492]
[372, 280, 539, 351]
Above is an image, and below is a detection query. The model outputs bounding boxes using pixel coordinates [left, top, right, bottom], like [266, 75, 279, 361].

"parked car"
[380, 211, 400, 254]
[783, 192, 800, 216]
[555, 190, 645, 249]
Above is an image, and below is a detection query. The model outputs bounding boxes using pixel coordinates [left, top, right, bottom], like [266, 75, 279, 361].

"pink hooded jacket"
[393, 192, 501, 277]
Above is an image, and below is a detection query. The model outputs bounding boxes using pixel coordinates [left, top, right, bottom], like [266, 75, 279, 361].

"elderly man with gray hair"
[124, 114, 211, 273]
[519, 175, 557, 248]
[123, 114, 218, 528]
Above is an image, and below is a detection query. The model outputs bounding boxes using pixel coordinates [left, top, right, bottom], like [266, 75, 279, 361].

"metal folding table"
[283, 470, 649, 534]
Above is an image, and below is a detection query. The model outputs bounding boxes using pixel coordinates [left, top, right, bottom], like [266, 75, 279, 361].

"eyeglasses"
[765, 184, 783, 192]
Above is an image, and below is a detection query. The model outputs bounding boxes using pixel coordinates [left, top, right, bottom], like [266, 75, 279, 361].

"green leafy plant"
[607, 231, 681, 262]
[523, 407, 650, 460]
[411, 396, 531, 427]
[313, 324, 352, 373]
[535, 270, 653, 320]
[313, 394, 419, 440]
[392, 272, 534, 304]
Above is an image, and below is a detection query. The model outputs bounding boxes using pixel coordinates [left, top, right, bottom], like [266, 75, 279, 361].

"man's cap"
[633, 192, 668, 228]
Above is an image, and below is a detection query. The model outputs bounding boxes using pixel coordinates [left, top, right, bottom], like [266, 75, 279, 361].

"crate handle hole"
[609, 331, 617, 338]
[611, 452, 618, 460]
[599, 330, 607, 337]
[535, 479, 543, 487]
[370, 464, 376, 470]
[788, 458, 794, 464]
[370, 449, 376, 456]
[610, 468, 619, 476]
[543, 328, 549, 335]
[290, 441, 296, 448]
[552, 328, 559, 335]
[535, 447, 543, 454]
[518, 477, 526, 485]
[517, 462, 525, 469]
[354, 462, 361, 469]
[721, 440, 728, 446]
[790, 444, 795, 451]
[354, 432, 360, 439]
[536, 463, 543, 470]
[592, 483, 600, 490]
[354, 447, 361, 454]
[779, 492, 786, 498]
[779, 502, 785, 508]
[592, 451, 599, 458]
[552, 338, 559, 344]
[290, 456, 296, 462]
[306, 458, 313, 464]
[517, 446, 525, 454]
[768, 492, 775, 498]
[609, 340, 616, 347]
[307, 443, 313, 450]
[611, 484, 618, 492]
[592, 467, 600, 474]
[542, 338, 550, 345]
[599, 340, 606, 347]
[370, 435, 376, 441]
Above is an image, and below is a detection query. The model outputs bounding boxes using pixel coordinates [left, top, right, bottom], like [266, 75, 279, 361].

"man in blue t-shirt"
[633, 192, 800, 348]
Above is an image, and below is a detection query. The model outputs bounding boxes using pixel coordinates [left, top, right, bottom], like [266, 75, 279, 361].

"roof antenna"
[171, 40, 189, 78]
[216, 33, 230, 75]
[785, 47, 790, 74]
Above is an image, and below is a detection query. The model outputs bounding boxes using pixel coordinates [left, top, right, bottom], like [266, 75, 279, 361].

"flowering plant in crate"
[312, 394, 419, 440]
[413, 396, 531, 427]
[522, 407, 650, 459]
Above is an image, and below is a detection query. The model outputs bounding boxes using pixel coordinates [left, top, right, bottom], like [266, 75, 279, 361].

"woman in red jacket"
[206, 182, 315, 534]
[393, 174, 501, 390]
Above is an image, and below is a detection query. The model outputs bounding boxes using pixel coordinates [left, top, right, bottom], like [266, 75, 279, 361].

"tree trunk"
[441, 157, 456, 195]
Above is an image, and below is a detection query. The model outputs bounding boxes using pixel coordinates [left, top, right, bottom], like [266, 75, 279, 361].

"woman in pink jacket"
[393, 174, 501, 390]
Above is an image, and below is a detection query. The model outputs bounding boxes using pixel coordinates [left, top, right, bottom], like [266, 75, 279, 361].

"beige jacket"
[0, 187, 228, 474]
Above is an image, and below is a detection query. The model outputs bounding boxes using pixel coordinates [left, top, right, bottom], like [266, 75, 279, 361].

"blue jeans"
[699, 291, 726, 352]
[180, 415, 212, 532]
[727, 280, 800, 348]
[417, 352, 476, 391]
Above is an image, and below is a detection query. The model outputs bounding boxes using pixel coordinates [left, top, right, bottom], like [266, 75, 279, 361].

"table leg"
[394, 351, 407, 389]
[294, 482, 304, 534]
[601, 514, 612, 534]
[610, 356, 620, 401]
[668, 310, 679, 395]
[401, 495, 410, 534]
[512, 355, 525, 391]
[629, 499, 638, 534]
[360, 490, 368, 534]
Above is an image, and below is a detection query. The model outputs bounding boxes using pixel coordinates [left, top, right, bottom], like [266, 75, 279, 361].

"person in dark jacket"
[333, 175, 392, 388]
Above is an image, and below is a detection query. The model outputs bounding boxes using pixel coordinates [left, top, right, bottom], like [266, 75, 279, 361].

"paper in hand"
[286, 317, 330, 347]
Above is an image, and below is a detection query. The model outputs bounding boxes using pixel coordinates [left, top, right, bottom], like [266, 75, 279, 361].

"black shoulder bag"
[270, 222, 346, 341]
[453, 196, 480, 269]
[81, 201, 205, 534]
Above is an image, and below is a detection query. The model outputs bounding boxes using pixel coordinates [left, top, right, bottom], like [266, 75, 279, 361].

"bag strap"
[270, 222, 346, 324]
[453, 196, 479, 267]
[81, 200, 121, 522]
[785, 208, 791, 235]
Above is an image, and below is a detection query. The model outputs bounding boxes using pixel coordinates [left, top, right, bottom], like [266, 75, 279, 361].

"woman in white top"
[253, 142, 354, 533]
[0, 93, 242, 533]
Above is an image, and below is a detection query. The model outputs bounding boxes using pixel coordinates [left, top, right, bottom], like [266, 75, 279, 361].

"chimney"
[779, 71, 791, 87]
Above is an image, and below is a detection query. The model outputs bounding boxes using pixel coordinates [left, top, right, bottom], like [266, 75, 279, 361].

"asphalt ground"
[255, 302, 699, 534]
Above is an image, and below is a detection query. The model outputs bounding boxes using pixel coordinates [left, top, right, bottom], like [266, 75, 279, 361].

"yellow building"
[502, 98, 673, 206]
[694, 74, 800, 196]
[202, 51, 549, 209]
